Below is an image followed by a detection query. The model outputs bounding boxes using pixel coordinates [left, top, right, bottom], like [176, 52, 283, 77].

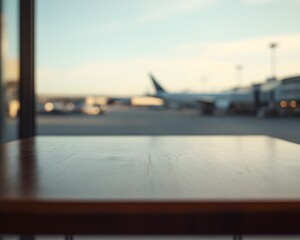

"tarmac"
[35, 106, 300, 144]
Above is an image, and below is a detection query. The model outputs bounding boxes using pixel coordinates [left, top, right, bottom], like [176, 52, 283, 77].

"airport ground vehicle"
[37, 97, 108, 116]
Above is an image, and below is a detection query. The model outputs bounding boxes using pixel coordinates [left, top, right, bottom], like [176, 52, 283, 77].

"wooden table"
[0, 136, 300, 235]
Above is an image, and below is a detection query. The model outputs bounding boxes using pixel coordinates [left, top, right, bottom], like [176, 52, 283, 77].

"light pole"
[236, 64, 243, 87]
[269, 42, 278, 79]
[201, 77, 207, 92]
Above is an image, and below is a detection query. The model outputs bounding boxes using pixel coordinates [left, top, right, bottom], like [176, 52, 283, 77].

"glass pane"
[36, 0, 300, 143]
[0, 0, 19, 143]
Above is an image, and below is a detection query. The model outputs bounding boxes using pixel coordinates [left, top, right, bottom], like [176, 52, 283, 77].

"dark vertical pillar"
[0, 0, 4, 143]
[20, 0, 35, 139]
[19, 1, 35, 237]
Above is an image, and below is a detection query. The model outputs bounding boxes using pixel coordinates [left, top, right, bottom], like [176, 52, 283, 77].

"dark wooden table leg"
[20, 236, 35, 240]
[65, 235, 73, 240]
[233, 235, 242, 240]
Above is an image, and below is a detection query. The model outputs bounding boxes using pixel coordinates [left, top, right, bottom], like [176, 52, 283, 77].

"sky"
[31, 0, 300, 95]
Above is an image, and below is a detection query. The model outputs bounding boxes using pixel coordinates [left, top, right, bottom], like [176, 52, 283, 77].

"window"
[35, 0, 300, 143]
[0, 0, 20, 143]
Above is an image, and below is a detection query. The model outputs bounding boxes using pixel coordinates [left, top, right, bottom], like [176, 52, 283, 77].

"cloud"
[137, 0, 218, 22]
[241, 0, 300, 6]
[97, 0, 218, 32]
[37, 33, 300, 95]
[241, 0, 277, 5]
[177, 32, 300, 61]
[176, 32, 300, 83]
[37, 56, 230, 95]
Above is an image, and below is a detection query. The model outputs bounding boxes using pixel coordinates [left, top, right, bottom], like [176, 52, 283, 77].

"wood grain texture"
[0, 136, 300, 234]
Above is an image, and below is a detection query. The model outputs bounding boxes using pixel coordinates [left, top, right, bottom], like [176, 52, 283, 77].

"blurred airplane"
[149, 73, 233, 114]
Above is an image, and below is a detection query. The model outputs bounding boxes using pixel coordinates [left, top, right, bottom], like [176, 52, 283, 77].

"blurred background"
[1, 0, 300, 143]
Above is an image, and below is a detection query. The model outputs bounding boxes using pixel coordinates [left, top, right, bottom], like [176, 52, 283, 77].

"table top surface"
[1, 136, 300, 234]
[1, 136, 300, 202]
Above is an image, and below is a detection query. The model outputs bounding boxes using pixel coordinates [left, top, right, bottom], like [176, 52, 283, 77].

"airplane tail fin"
[149, 73, 167, 94]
